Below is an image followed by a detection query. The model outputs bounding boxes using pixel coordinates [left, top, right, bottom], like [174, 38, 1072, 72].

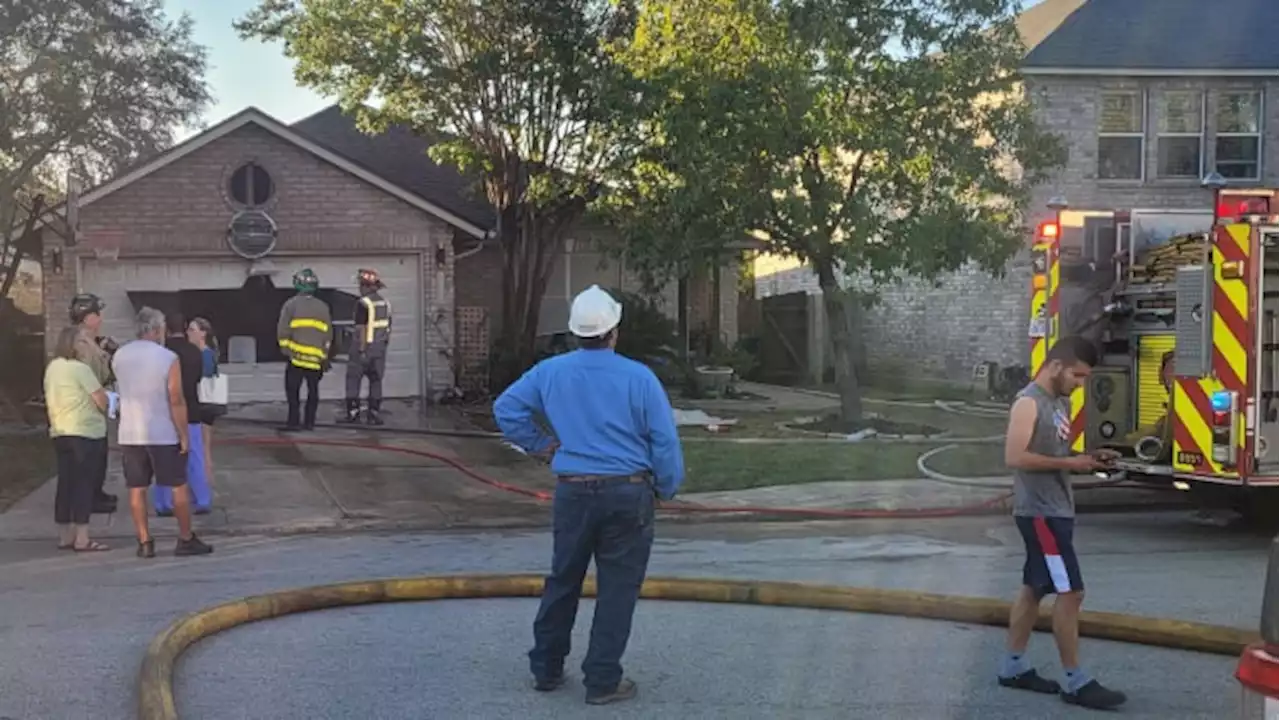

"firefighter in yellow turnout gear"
[341, 268, 392, 425]
[276, 268, 332, 431]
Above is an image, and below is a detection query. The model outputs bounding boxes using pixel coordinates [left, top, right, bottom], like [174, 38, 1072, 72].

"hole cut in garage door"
[127, 275, 359, 363]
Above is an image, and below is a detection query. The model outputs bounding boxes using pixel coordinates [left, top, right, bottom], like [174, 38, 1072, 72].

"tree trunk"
[495, 205, 540, 388]
[493, 203, 570, 390]
[814, 256, 862, 425]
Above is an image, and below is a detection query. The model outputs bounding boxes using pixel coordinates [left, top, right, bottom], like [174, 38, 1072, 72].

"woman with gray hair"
[44, 325, 111, 551]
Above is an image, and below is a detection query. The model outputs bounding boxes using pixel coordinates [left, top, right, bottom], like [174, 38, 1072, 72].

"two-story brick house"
[1022, 0, 1279, 229]
[757, 0, 1277, 385]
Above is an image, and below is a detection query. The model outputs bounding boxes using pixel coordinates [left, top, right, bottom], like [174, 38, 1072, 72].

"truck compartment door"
[1174, 265, 1213, 377]
[1257, 230, 1278, 475]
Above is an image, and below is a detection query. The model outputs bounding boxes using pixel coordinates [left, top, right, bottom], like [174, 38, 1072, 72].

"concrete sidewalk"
[0, 421, 553, 543]
[0, 393, 1187, 542]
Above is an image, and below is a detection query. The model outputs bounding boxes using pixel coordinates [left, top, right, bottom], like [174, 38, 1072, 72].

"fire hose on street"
[221, 391, 1160, 522]
[130, 404, 1217, 720]
[136, 573, 1258, 720]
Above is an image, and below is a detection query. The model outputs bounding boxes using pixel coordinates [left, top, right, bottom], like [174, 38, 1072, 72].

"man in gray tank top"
[112, 307, 213, 559]
[997, 336, 1126, 710]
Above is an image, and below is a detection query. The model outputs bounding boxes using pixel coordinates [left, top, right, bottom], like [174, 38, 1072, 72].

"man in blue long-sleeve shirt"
[494, 284, 685, 706]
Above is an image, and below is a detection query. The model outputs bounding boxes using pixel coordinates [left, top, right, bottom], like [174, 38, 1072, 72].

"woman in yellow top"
[44, 326, 111, 552]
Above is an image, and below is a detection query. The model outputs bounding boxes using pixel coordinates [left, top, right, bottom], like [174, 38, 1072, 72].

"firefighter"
[276, 268, 332, 432]
[340, 268, 391, 424]
[68, 293, 118, 514]
[341, 268, 392, 425]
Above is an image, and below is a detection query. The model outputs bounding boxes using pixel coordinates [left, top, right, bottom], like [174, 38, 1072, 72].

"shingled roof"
[291, 105, 496, 230]
[1022, 0, 1279, 73]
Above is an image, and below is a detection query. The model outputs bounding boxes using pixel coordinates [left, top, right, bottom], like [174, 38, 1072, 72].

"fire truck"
[1028, 187, 1278, 522]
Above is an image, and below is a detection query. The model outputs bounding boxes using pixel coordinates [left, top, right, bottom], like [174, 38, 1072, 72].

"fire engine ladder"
[1258, 227, 1278, 475]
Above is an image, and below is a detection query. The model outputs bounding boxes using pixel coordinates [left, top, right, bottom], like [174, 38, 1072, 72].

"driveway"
[0, 511, 1268, 719]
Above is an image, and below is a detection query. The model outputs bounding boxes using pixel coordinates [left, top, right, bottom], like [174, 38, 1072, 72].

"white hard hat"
[568, 285, 622, 338]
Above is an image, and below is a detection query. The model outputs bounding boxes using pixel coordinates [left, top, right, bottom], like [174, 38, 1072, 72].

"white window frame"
[1154, 90, 1205, 180]
[1097, 90, 1146, 182]
[1214, 90, 1265, 182]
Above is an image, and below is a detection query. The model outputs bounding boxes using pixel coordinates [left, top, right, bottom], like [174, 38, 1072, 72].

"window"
[1155, 91, 1203, 179]
[1215, 91, 1264, 180]
[1097, 91, 1144, 180]
[228, 162, 274, 207]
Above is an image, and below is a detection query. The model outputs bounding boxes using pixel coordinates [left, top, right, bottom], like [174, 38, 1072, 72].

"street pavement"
[0, 511, 1270, 720]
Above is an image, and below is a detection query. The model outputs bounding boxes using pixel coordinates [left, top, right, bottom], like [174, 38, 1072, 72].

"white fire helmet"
[567, 285, 623, 338]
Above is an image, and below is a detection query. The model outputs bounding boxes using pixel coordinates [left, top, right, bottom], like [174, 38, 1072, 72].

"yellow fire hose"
[138, 574, 1258, 720]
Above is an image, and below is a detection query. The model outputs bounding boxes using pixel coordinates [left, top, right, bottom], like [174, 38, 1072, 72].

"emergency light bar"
[1037, 221, 1059, 241]
[1215, 191, 1277, 223]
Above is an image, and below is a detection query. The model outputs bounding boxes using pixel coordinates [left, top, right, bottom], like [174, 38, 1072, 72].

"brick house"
[1021, 0, 1279, 234]
[40, 106, 742, 402]
[756, 0, 1278, 384]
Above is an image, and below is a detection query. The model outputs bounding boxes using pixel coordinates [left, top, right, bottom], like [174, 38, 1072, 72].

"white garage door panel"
[79, 255, 424, 403]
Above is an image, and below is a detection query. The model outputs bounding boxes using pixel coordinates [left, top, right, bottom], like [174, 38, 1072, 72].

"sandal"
[73, 541, 111, 553]
[57, 543, 75, 551]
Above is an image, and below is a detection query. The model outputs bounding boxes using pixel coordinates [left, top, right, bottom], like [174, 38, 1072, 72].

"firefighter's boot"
[338, 400, 362, 424]
[365, 400, 385, 426]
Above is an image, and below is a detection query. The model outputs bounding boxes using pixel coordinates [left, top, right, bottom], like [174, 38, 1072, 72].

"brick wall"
[755, 259, 1030, 379]
[1025, 75, 1280, 224]
[688, 256, 744, 347]
[755, 73, 1280, 383]
[43, 122, 458, 394]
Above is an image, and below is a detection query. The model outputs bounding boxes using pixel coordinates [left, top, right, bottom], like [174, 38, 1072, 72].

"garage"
[80, 254, 424, 404]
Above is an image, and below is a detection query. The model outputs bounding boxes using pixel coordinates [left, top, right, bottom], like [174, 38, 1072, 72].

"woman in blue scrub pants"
[153, 314, 212, 515]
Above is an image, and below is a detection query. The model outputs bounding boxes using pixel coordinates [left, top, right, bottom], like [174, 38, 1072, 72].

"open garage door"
[80, 255, 424, 404]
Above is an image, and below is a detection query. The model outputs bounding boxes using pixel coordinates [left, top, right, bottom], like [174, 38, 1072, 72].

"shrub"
[611, 288, 680, 366]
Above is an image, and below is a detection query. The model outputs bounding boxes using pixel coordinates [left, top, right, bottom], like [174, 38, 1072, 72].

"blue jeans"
[529, 477, 656, 691]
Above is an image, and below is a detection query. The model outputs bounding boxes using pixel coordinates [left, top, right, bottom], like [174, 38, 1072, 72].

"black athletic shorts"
[1015, 515, 1084, 597]
[121, 445, 187, 489]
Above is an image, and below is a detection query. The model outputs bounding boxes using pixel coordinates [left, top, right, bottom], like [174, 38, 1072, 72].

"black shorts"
[121, 445, 187, 489]
[1015, 515, 1084, 597]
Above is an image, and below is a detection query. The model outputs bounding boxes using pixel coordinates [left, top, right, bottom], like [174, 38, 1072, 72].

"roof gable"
[76, 107, 486, 238]
[1022, 0, 1279, 73]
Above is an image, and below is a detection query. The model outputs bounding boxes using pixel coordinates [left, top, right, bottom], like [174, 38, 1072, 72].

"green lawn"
[681, 440, 1005, 493]
[0, 433, 54, 512]
[678, 404, 1005, 440]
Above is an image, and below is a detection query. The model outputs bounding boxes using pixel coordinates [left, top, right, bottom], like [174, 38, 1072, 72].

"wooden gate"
[757, 292, 809, 384]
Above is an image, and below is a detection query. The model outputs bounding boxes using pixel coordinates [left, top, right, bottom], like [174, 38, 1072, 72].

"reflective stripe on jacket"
[356, 291, 392, 346]
[276, 294, 332, 370]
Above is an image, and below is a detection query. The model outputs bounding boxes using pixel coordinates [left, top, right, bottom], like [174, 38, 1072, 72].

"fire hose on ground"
[217, 397, 1162, 520]
[136, 573, 1259, 720]
[221, 390, 1163, 522]
[132, 402, 1221, 719]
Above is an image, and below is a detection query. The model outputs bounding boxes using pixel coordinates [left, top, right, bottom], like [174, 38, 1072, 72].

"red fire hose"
[217, 436, 1140, 521]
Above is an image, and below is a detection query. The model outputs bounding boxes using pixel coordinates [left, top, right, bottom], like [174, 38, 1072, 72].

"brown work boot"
[585, 678, 637, 705]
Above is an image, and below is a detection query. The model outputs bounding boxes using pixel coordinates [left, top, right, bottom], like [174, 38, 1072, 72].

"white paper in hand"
[107, 391, 120, 420]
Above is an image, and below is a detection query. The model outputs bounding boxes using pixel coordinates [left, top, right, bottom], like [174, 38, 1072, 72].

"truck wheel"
[1241, 488, 1279, 533]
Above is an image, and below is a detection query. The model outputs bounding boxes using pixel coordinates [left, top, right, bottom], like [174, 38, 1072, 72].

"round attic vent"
[227, 209, 278, 260]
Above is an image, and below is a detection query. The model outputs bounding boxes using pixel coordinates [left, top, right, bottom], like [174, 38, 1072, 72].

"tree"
[593, 0, 792, 292]
[238, 0, 638, 385]
[0, 0, 210, 315]
[611, 0, 1065, 426]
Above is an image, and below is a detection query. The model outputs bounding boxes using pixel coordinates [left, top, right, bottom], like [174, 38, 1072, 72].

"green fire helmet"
[293, 268, 320, 293]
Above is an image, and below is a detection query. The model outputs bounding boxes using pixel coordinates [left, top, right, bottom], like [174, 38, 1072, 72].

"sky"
[169, 0, 330, 135]
[174, 0, 1041, 138]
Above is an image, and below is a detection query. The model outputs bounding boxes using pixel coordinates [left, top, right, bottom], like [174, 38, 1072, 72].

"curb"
[138, 574, 1258, 720]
